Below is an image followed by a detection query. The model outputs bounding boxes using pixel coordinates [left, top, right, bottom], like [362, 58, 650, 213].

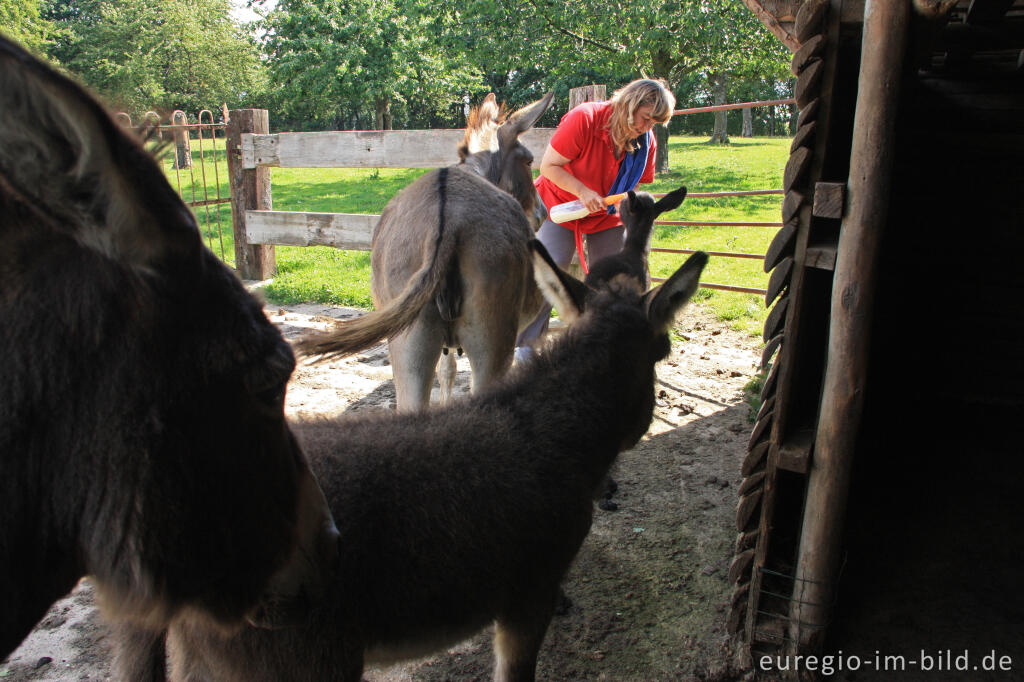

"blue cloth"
[607, 131, 651, 215]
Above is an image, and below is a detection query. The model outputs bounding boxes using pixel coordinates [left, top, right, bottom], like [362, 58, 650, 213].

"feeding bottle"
[549, 193, 627, 224]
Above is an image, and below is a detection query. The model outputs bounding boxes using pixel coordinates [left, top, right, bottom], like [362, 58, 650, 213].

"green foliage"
[264, 0, 483, 130]
[0, 0, 56, 53]
[644, 136, 787, 335]
[743, 365, 769, 421]
[46, 0, 266, 115]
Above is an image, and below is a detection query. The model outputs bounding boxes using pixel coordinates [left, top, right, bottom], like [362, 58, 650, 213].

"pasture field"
[164, 135, 790, 336]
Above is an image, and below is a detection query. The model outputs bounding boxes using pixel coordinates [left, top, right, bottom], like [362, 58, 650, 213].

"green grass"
[167, 135, 790, 334]
[643, 137, 788, 336]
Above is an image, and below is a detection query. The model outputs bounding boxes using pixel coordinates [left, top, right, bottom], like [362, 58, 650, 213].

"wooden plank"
[790, 119, 817, 152]
[242, 128, 556, 170]
[742, 441, 771, 477]
[763, 295, 790, 342]
[783, 146, 813, 191]
[766, 256, 794, 306]
[797, 97, 820, 127]
[795, 59, 825, 108]
[764, 219, 798, 273]
[245, 210, 378, 250]
[805, 245, 838, 270]
[792, 34, 827, 75]
[789, 0, 912, 655]
[795, 0, 829, 43]
[812, 181, 845, 218]
[776, 428, 815, 473]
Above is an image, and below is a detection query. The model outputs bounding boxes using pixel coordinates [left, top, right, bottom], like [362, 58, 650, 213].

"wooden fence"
[226, 98, 791, 292]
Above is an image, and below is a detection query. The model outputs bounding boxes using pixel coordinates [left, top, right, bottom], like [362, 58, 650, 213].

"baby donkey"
[163, 187, 706, 681]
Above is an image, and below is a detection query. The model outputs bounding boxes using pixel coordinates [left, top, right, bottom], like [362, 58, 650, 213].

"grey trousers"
[516, 218, 625, 348]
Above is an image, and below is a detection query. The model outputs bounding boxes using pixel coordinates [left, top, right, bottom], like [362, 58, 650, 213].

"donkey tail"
[296, 169, 455, 361]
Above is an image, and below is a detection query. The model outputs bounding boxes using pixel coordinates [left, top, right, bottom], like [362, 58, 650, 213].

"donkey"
[0, 37, 338, 663]
[299, 93, 554, 410]
[160, 188, 705, 681]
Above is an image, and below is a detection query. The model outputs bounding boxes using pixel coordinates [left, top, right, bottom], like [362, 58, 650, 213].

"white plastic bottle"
[549, 192, 627, 224]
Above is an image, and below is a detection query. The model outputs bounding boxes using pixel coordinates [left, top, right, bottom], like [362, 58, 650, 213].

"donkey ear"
[653, 185, 688, 216]
[0, 38, 192, 266]
[530, 239, 588, 324]
[498, 92, 555, 148]
[643, 251, 708, 335]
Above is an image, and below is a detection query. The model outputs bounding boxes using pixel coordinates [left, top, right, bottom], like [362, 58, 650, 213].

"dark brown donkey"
[162, 188, 705, 681]
[0, 37, 338, 664]
[299, 93, 553, 411]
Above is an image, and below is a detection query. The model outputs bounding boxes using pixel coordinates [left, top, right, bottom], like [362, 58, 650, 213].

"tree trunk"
[654, 126, 670, 174]
[770, 105, 776, 136]
[374, 97, 392, 130]
[708, 72, 729, 144]
[742, 107, 753, 137]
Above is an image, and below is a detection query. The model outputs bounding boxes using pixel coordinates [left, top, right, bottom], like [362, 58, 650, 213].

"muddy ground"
[1, 302, 762, 681]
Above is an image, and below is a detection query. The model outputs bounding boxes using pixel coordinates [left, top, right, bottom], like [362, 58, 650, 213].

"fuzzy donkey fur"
[157, 189, 705, 682]
[0, 36, 338, 662]
[298, 93, 553, 411]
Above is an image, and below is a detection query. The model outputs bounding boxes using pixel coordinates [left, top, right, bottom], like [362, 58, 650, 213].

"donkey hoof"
[598, 498, 619, 512]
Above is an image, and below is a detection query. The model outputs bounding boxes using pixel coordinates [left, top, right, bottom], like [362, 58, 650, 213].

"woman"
[516, 78, 676, 360]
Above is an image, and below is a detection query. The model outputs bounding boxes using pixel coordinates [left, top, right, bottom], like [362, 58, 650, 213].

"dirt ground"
[1, 302, 762, 682]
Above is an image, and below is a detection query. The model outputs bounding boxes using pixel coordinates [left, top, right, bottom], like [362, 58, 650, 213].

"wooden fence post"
[568, 84, 606, 110]
[226, 109, 276, 280]
[171, 110, 192, 169]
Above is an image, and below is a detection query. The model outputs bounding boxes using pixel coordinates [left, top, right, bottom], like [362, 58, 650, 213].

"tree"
[46, 0, 266, 116]
[1, 0, 56, 54]
[452, 0, 791, 149]
[263, 0, 483, 130]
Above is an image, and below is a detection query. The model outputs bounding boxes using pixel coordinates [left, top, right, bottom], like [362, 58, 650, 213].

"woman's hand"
[576, 186, 605, 214]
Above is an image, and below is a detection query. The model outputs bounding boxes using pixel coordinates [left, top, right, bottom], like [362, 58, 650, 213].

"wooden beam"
[812, 181, 845, 218]
[241, 128, 555, 170]
[742, 0, 802, 51]
[788, 0, 912, 655]
[245, 210, 377, 250]
[226, 109, 276, 280]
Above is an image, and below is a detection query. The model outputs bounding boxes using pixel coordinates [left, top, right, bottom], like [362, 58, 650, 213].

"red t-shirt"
[535, 100, 657, 234]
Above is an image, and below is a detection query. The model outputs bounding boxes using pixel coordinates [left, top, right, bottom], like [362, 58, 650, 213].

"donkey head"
[458, 92, 554, 225]
[585, 186, 688, 291]
[530, 236, 708, 450]
[0, 36, 337, 649]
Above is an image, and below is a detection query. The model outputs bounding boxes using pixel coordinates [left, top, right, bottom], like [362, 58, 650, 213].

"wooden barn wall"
[825, 51, 1024, 657]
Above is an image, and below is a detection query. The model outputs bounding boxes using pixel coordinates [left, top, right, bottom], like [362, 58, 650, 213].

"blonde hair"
[607, 78, 675, 153]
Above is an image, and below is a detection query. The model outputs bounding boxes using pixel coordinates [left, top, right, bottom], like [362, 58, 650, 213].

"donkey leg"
[113, 622, 167, 682]
[388, 321, 443, 412]
[493, 607, 555, 682]
[460, 314, 516, 396]
[436, 350, 457, 405]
